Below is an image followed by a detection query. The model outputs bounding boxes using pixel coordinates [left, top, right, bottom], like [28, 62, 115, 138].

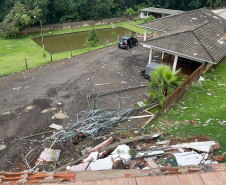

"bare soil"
[0, 42, 160, 171]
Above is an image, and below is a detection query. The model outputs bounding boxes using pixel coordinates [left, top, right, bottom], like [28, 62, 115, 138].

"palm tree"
[147, 65, 184, 106]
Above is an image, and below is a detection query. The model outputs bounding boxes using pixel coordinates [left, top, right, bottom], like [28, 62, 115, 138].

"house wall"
[20, 15, 138, 34]
[140, 11, 149, 19]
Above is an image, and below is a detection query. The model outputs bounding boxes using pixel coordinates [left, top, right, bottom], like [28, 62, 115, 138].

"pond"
[32, 27, 135, 54]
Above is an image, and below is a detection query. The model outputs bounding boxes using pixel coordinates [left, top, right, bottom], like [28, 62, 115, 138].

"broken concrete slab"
[49, 123, 63, 130]
[174, 151, 208, 166]
[70, 162, 91, 172]
[83, 152, 99, 163]
[38, 148, 61, 163]
[111, 144, 131, 162]
[171, 141, 217, 153]
[90, 156, 113, 171]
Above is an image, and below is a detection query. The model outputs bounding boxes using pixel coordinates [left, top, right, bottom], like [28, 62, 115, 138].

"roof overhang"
[142, 43, 213, 64]
[138, 25, 166, 32]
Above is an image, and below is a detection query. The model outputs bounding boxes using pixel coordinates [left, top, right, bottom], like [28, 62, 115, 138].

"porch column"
[172, 55, 178, 72]
[144, 29, 147, 41]
[148, 48, 153, 64]
[161, 52, 165, 60]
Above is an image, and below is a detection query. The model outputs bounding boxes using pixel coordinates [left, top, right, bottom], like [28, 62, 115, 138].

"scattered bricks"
[125, 174, 131, 178]
[212, 141, 220, 149]
[144, 143, 152, 148]
[215, 155, 224, 162]
[89, 137, 113, 154]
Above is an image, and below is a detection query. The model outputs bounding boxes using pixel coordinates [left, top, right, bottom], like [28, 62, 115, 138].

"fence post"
[50, 52, 52, 62]
[89, 42, 90, 52]
[25, 58, 28, 69]
[71, 46, 73, 57]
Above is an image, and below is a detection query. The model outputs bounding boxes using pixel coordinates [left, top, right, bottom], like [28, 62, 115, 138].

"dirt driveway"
[0, 42, 161, 171]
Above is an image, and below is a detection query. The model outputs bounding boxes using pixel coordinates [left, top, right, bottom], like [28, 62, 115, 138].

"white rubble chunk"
[111, 144, 131, 162]
[49, 123, 63, 130]
[174, 151, 208, 166]
[171, 141, 216, 153]
[0, 145, 7, 151]
[90, 156, 113, 171]
[83, 152, 99, 163]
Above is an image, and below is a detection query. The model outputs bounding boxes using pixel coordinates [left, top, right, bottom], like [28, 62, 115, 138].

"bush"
[143, 15, 155, 22]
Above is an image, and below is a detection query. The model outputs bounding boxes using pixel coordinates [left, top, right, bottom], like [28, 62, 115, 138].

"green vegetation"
[146, 57, 226, 162]
[1, 0, 225, 25]
[0, 2, 42, 37]
[85, 29, 100, 47]
[143, 15, 155, 23]
[147, 65, 184, 106]
[0, 21, 144, 76]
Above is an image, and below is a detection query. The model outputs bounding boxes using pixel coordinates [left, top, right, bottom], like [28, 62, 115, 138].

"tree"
[1, 2, 42, 37]
[124, 8, 137, 16]
[188, 0, 202, 9]
[85, 28, 100, 47]
[147, 65, 184, 106]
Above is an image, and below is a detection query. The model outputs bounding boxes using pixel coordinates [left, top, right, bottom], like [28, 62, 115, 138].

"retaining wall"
[20, 15, 138, 34]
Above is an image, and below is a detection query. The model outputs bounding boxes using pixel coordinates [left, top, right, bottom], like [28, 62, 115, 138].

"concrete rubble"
[62, 134, 221, 173]
[36, 148, 61, 164]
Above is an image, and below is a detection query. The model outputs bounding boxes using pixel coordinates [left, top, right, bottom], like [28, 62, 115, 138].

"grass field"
[0, 20, 145, 76]
[146, 57, 226, 162]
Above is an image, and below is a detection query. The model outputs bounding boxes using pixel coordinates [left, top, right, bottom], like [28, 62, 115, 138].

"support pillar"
[161, 52, 165, 60]
[148, 48, 153, 64]
[144, 29, 147, 41]
[173, 55, 178, 72]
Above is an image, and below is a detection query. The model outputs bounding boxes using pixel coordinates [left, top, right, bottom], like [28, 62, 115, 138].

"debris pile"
[63, 133, 221, 173]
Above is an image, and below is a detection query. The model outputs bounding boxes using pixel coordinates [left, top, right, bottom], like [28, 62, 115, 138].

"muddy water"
[32, 27, 135, 54]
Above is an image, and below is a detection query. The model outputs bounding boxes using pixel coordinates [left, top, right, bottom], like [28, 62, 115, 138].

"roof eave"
[142, 43, 213, 64]
[138, 25, 166, 32]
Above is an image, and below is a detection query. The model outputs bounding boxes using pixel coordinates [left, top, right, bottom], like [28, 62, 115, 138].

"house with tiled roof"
[138, 8, 226, 72]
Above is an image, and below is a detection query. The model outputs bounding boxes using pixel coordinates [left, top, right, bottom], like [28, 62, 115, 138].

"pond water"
[32, 27, 135, 54]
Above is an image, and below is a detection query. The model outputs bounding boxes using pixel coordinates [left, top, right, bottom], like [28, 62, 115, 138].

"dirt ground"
[0, 42, 163, 171]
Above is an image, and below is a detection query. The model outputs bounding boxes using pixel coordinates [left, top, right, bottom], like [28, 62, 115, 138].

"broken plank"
[141, 112, 159, 128]
[129, 115, 153, 119]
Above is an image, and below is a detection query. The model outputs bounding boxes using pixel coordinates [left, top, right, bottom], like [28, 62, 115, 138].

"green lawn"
[146, 57, 226, 162]
[0, 20, 145, 76]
